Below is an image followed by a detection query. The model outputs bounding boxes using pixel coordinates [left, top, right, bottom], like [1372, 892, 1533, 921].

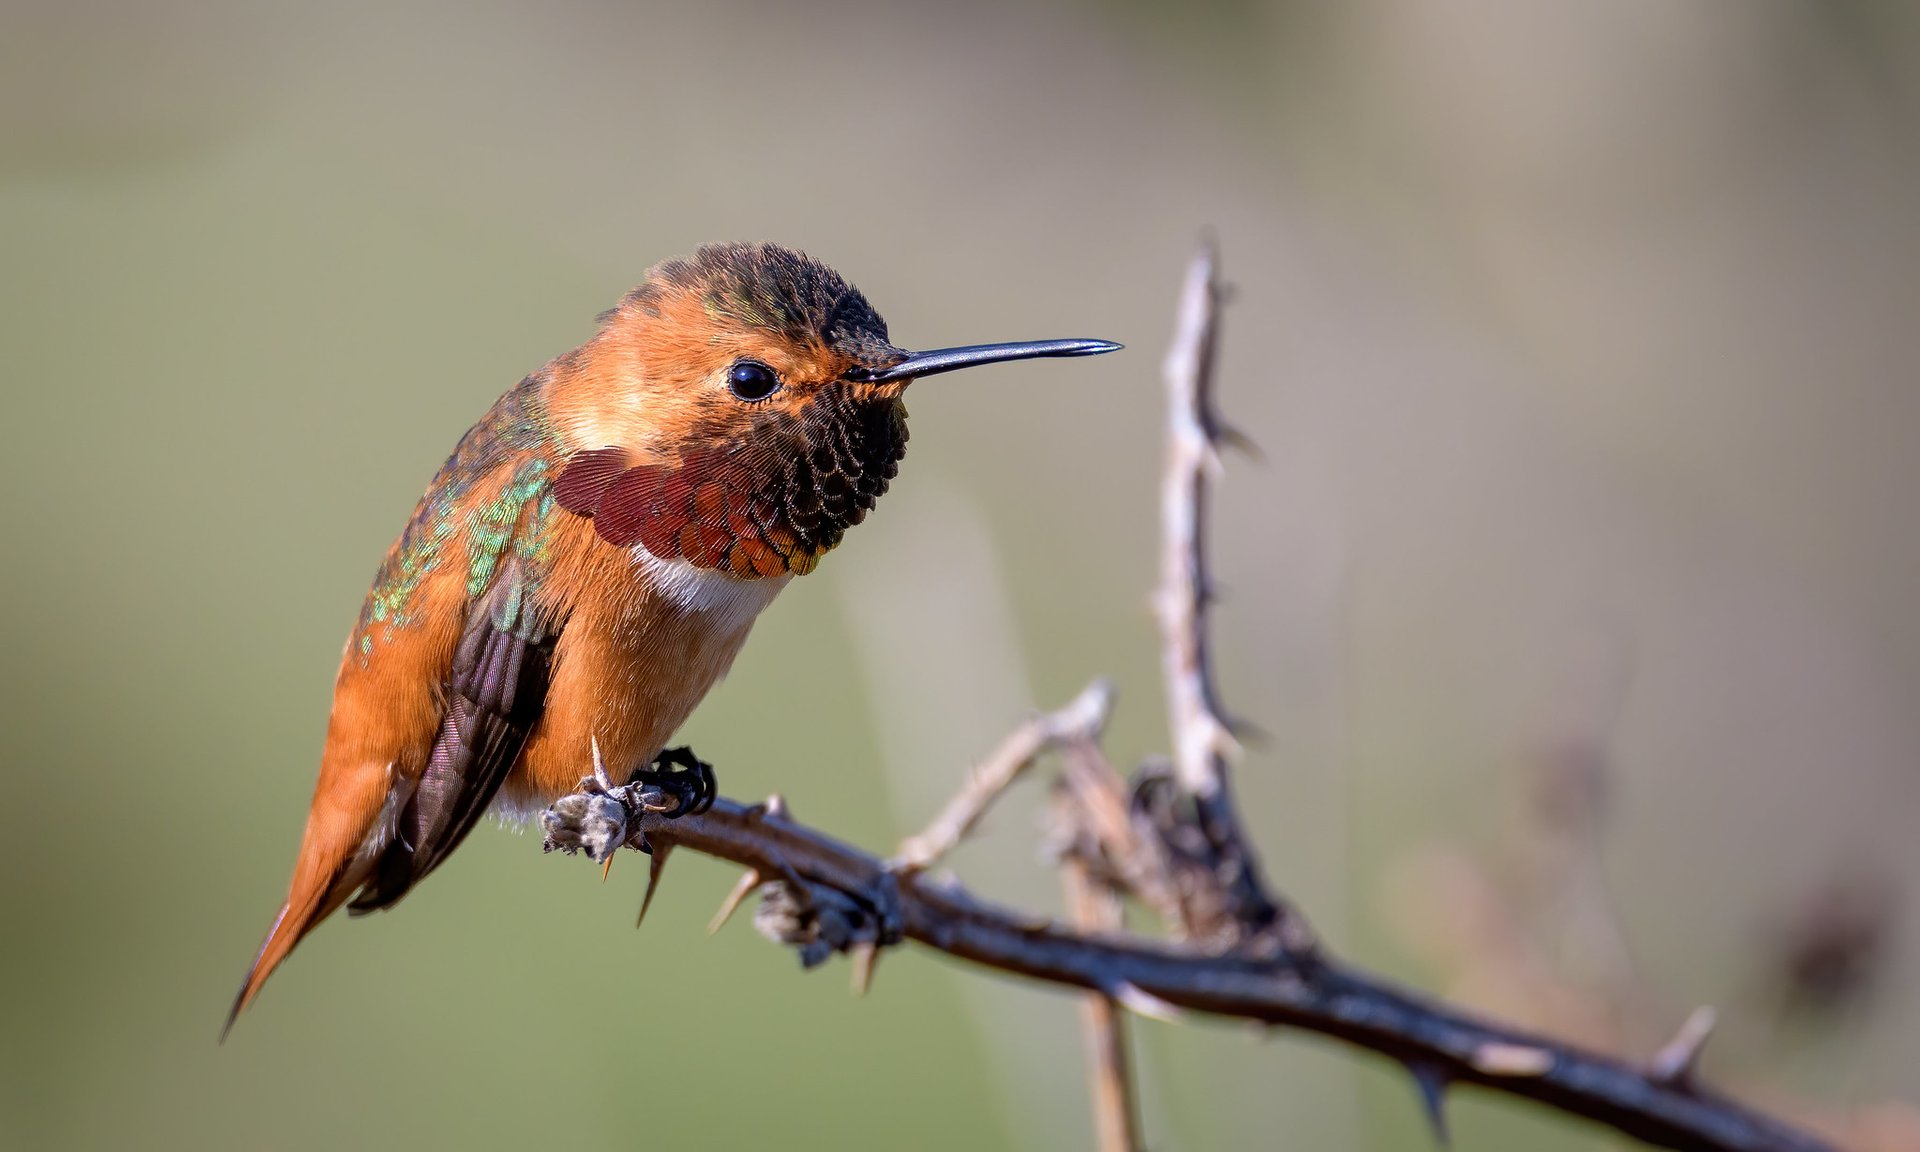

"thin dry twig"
[1060, 810, 1145, 1152]
[892, 678, 1115, 873]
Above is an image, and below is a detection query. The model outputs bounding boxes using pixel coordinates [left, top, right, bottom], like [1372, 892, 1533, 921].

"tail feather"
[223, 904, 295, 1041]
[223, 866, 372, 1040]
[222, 756, 397, 1040]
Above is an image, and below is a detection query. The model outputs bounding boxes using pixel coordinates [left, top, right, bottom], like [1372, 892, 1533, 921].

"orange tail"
[224, 902, 303, 1040]
[223, 756, 395, 1040]
[223, 857, 361, 1040]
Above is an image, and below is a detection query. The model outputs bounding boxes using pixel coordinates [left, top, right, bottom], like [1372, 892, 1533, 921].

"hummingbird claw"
[623, 746, 718, 818]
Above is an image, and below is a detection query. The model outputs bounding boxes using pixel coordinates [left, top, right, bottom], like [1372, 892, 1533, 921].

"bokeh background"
[4, 2, 1918, 1148]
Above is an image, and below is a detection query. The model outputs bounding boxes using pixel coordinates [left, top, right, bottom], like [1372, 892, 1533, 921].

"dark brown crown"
[623, 242, 902, 369]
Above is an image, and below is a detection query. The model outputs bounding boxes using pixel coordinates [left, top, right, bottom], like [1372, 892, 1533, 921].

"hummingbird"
[226, 242, 1119, 1035]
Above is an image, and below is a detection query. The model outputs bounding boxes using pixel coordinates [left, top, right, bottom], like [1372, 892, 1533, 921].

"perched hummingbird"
[226, 242, 1118, 1035]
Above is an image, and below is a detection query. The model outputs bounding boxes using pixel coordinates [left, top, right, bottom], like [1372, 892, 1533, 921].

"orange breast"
[499, 512, 789, 810]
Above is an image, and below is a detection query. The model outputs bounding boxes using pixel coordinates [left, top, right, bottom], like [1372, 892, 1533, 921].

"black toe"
[630, 746, 718, 818]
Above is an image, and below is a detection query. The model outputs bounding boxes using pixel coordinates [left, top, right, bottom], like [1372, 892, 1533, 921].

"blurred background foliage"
[3, 1, 1918, 1148]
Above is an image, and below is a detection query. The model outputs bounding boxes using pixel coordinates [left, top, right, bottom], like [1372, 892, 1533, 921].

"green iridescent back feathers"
[354, 376, 558, 664]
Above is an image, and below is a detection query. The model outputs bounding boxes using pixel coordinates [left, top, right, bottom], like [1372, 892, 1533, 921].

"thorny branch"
[1155, 242, 1299, 951]
[552, 795, 1831, 1152]
[542, 246, 1841, 1152]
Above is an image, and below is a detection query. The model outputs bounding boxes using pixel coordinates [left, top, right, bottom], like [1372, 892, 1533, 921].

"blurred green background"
[4, 1, 1918, 1148]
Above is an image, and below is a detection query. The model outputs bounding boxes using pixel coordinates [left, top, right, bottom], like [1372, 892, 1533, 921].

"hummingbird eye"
[726, 359, 781, 402]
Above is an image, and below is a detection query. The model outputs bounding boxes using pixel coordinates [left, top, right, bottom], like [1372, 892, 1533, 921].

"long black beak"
[849, 338, 1121, 384]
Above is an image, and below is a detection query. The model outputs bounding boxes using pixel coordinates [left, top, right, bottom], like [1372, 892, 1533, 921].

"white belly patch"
[631, 548, 792, 636]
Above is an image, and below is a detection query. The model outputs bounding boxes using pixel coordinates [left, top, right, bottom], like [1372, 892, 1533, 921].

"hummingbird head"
[548, 242, 1118, 577]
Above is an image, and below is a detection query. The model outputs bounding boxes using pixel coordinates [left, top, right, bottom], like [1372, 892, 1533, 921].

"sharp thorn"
[709, 868, 762, 935]
[1406, 1060, 1452, 1147]
[1650, 1006, 1717, 1087]
[636, 842, 672, 929]
[1110, 982, 1184, 1024]
[601, 854, 616, 883]
[762, 793, 789, 821]
[1215, 422, 1263, 462]
[591, 735, 615, 791]
[1221, 711, 1268, 750]
[850, 941, 879, 996]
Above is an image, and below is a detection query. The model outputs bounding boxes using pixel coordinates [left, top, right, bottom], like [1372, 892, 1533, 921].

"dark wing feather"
[349, 562, 556, 914]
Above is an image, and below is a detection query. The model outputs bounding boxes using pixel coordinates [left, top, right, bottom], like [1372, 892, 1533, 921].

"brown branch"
[620, 797, 1834, 1152]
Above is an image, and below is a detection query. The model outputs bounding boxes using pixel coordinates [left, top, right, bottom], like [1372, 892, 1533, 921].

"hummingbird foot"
[540, 741, 718, 863]
[625, 745, 719, 822]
